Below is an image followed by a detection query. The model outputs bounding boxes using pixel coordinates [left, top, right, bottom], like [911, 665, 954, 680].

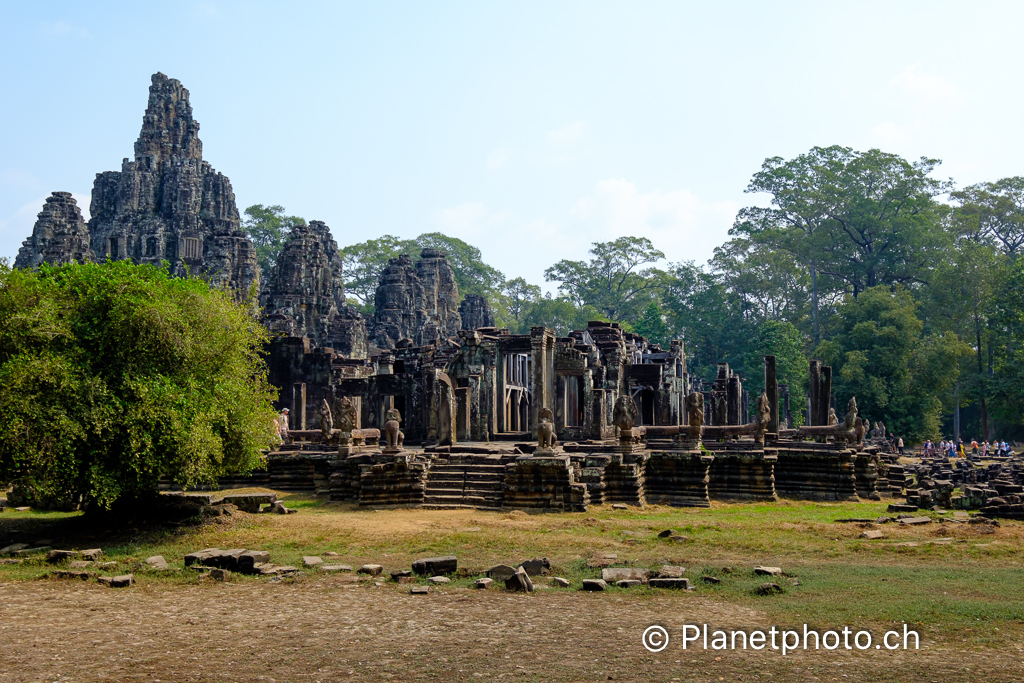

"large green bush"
[0, 260, 279, 510]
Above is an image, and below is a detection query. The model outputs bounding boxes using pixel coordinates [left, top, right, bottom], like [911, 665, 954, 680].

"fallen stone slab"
[209, 568, 231, 581]
[899, 517, 932, 525]
[474, 578, 494, 589]
[10, 546, 50, 556]
[657, 565, 686, 579]
[96, 561, 117, 569]
[410, 586, 429, 594]
[649, 578, 693, 590]
[357, 564, 384, 576]
[582, 579, 607, 591]
[237, 550, 271, 574]
[46, 550, 80, 564]
[701, 576, 721, 585]
[486, 564, 516, 581]
[888, 504, 918, 513]
[612, 504, 629, 510]
[758, 582, 783, 595]
[754, 566, 783, 576]
[411, 556, 457, 576]
[52, 570, 93, 581]
[215, 493, 277, 513]
[835, 518, 876, 523]
[79, 549, 103, 561]
[184, 548, 223, 567]
[429, 576, 450, 584]
[0, 559, 23, 565]
[145, 556, 169, 570]
[391, 569, 412, 580]
[601, 567, 649, 583]
[302, 556, 323, 567]
[615, 579, 642, 588]
[69, 560, 94, 569]
[586, 553, 618, 568]
[98, 574, 134, 588]
[517, 558, 550, 576]
[860, 530, 885, 540]
[14, 507, 30, 512]
[397, 576, 416, 584]
[0, 543, 29, 555]
[320, 564, 353, 572]
[667, 535, 690, 543]
[505, 566, 534, 592]
[551, 577, 570, 588]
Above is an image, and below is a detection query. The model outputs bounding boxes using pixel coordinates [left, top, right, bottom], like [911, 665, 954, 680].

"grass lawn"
[1, 493, 1022, 682]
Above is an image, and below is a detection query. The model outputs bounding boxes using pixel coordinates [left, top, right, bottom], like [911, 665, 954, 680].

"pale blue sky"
[2, 1, 1022, 287]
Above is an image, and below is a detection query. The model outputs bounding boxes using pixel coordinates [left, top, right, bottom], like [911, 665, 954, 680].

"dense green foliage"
[0, 261, 279, 509]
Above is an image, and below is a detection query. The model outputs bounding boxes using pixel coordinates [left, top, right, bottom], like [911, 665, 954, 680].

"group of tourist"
[919, 438, 1014, 457]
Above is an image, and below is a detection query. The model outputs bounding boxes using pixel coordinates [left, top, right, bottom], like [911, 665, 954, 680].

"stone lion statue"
[827, 407, 838, 426]
[334, 396, 357, 434]
[384, 407, 404, 449]
[613, 395, 638, 434]
[537, 407, 557, 450]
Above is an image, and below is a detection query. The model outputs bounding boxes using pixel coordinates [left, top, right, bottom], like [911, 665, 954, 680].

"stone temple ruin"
[14, 73, 1024, 519]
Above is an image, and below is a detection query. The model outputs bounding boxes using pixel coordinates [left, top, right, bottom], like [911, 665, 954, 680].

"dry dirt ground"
[1, 576, 1021, 683]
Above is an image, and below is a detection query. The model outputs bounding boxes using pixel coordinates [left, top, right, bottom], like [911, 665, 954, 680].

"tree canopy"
[0, 260, 279, 510]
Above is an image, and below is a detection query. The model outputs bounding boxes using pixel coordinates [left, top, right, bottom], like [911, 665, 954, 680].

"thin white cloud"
[888, 62, 962, 106]
[485, 147, 516, 170]
[866, 120, 910, 147]
[40, 20, 90, 39]
[546, 121, 585, 144]
[569, 179, 737, 265]
[431, 180, 737, 287]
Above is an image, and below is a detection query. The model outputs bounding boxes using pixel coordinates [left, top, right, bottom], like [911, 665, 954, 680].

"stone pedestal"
[645, 450, 714, 507]
[707, 445, 778, 501]
[604, 452, 647, 506]
[502, 455, 589, 511]
[774, 443, 859, 501]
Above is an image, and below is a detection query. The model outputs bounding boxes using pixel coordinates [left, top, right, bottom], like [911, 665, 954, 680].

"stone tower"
[15, 192, 95, 268]
[86, 73, 259, 298]
[459, 294, 495, 331]
[371, 248, 463, 348]
[260, 220, 367, 357]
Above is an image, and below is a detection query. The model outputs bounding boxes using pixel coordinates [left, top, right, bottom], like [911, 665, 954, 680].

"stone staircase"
[423, 457, 508, 509]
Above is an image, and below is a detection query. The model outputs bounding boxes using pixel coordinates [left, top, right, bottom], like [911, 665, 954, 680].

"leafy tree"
[242, 204, 306, 275]
[817, 286, 967, 441]
[544, 236, 666, 324]
[518, 295, 604, 337]
[634, 302, 670, 347]
[661, 260, 753, 383]
[0, 260, 279, 510]
[409, 233, 506, 300]
[339, 235, 408, 313]
[741, 320, 809, 426]
[734, 146, 951, 343]
[499, 277, 542, 332]
[951, 177, 1024, 259]
[339, 233, 506, 316]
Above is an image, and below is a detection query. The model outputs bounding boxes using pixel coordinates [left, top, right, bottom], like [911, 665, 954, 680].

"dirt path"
[1, 578, 1019, 683]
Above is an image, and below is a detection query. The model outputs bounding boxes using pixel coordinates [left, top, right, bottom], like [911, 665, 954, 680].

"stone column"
[809, 360, 822, 425]
[291, 383, 306, 431]
[765, 355, 779, 434]
[727, 375, 741, 425]
[820, 366, 833, 426]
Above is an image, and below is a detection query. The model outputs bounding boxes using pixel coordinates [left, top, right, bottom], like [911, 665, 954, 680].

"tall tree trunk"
[811, 265, 820, 345]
